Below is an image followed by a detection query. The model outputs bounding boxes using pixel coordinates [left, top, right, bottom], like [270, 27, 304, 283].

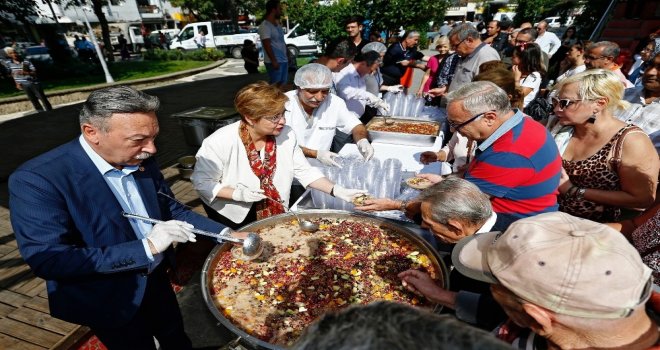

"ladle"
[121, 212, 264, 258]
[236, 183, 319, 232]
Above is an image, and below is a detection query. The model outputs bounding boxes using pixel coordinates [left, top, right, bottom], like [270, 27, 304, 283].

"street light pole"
[80, 6, 114, 83]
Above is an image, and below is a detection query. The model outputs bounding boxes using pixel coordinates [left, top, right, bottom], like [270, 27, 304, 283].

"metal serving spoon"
[122, 212, 264, 259]
[237, 183, 319, 232]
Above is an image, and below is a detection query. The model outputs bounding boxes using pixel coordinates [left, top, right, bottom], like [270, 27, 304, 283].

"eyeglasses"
[447, 110, 492, 131]
[450, 37, 467, 49]
[551, 97, 588, 110]
[641, 47, 653, 52]
[263, 111, 285, 123]
[584, 55, 609, 61]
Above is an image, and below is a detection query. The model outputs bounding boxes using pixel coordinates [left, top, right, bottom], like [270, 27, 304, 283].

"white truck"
[109, 24, 144, 52]
[170, 20, 260, 58]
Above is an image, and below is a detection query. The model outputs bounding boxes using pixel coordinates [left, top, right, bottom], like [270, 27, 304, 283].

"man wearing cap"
[442, 81, 561, 231]
[285, 63, 374, 167]
[452, 212, 658, 349]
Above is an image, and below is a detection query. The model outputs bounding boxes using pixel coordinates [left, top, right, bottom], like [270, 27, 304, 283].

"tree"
[57, 0, 114, 62]
[0, 0, 38, 24]
[512, 0, 556, 26]
[286, 0, 450, 46]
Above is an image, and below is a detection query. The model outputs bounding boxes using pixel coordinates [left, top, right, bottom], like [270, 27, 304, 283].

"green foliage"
[144, 48, 225, 61]
[0, 0, 38, 24]
[572, 0, 612, 39]
[513, 0, 557, 26]
[170, 0, 218, 20]
[286, 0, 450, 47]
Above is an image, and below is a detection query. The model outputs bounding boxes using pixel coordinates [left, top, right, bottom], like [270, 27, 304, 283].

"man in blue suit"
[9, 86, 233, 350]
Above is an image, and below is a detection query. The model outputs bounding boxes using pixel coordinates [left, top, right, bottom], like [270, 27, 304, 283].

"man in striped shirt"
[2, 47, 52, 112]
[445, 81, 562, 231]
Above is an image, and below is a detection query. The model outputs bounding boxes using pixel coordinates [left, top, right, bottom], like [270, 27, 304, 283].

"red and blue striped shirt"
[465, 111, 561, 231]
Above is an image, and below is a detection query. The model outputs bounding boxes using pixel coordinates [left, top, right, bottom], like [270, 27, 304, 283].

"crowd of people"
[7, 1, 660, 349]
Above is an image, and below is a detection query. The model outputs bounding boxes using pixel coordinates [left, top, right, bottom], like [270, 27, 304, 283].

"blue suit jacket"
[9, 139, 225, 328]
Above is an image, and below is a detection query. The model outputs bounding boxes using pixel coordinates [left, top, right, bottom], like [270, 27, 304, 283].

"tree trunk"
[91, 0, 115, 62]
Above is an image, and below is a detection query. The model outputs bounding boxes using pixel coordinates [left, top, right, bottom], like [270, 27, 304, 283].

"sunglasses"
[551, 97, 588, 110]
[447, 110, 493, 131]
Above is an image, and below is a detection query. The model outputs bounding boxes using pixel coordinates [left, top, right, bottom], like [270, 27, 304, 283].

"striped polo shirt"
[3, 59, 35, 84]
[465, 110, 561, 231]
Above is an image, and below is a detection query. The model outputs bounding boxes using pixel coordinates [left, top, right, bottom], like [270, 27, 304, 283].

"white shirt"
[334, 63, 372, 117]
[556, 64, 586, 82]
[284, 90, 361, 152]
[520, 72, 542, 108]
[535, 31, 561, 57]
[439, 132, 476, 173]
[191, 121, 324, 223]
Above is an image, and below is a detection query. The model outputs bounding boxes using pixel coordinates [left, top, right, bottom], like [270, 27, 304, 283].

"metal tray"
[366, 117, 441, 146]
[201, 210, 449, 350]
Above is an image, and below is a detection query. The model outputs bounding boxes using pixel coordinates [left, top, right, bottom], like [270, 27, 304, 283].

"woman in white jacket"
[192, 81, 364, 229]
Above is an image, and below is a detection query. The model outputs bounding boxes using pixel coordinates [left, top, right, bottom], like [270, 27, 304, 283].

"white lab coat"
[191, 121, 324, 223]
[284, 90, 361, 151]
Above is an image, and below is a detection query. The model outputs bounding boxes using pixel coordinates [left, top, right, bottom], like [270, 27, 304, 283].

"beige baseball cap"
[452, 212, 652, 319]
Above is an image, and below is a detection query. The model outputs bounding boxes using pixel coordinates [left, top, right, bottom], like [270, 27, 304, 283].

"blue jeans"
[265, 61, 288, 85]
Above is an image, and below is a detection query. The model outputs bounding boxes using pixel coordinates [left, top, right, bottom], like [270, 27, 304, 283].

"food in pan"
[405, 177, 433, 190]
[209, 218, 440, 346]
[367, 119, 439, 136]
[352, 193, 373, 206]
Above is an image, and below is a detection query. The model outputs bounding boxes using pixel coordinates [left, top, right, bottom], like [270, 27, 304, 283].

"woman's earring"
[587, 111, 597, 123]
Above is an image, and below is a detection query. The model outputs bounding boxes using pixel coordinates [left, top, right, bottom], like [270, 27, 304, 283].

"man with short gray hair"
[9, 85, 238, 349]
[443, 81, 562, 231]
[585, 41, 634, 87]
[442, 23, 500, 95]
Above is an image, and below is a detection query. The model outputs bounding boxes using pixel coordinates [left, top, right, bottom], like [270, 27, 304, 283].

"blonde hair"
[554, 69, 629, 112]
[234, 81, 288, 121]
[434, 35, 449, 49]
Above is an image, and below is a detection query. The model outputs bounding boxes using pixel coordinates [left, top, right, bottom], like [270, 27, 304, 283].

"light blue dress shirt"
[79, 135, 161, 270]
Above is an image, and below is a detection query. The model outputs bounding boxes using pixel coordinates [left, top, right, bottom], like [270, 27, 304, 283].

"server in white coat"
[285, 63, 374, 168]
[191, 82, 365, 229]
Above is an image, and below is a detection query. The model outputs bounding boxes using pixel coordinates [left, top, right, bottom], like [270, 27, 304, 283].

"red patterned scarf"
[239, 121, 285, 219]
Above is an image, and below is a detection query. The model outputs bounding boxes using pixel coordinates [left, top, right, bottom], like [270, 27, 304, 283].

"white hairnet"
[294, 63, 333, 89]
[361, 42, 387, 54]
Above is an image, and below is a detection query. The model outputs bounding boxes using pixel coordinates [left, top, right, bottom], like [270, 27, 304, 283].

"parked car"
[284, 24, 321, 57]
[24, 46, 53, 63]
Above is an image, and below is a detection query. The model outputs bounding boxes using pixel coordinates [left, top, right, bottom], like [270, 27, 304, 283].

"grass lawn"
[0, 60, 212, 99]
[257, 56, 314, 73]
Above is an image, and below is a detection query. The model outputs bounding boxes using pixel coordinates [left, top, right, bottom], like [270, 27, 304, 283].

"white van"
[284, 24, 321, 57]
[171, 21, 260, 58]
[540, 17, 562, 28]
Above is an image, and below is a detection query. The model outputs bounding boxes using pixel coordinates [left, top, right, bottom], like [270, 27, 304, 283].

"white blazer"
[191, 121, 324, 223]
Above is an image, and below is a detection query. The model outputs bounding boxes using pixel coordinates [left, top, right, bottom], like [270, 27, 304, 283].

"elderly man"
[381, 30, 428, 87]
[619, 52, 660, 153]
[2, 47, 52, 112]
[356, 177, 506, 329]
[432, 23, 500, 96]
[453, 212, 657, 349]
[285, 63, 373, 166]
[9, 86, 235, 349]
[585, 41, 634, 87]
[534, 20, 561, 57]
[292, 301, 512, 350]
[444, 81, 561, 230]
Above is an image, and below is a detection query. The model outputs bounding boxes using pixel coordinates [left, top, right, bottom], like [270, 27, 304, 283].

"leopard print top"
[559, 125, 642, 222]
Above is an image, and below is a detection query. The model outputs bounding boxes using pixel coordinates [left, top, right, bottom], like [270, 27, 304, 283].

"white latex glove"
[147, 220, 196, 254]
[365, 93, 389, 110]
[333, 185, 368, 203]
[386, 85, 404, 93]
[356, 139, 374, 161]
[232, 187, 266, 202]
[317, 150, 343, 168]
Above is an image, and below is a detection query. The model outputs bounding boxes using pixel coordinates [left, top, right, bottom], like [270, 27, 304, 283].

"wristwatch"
[575, 188, 586, 200]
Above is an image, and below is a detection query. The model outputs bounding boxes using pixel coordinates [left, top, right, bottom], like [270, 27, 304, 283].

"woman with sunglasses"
[191, 82, 365, 229]
[549, 69, 658, 223]
[512, 42, 546, 108]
